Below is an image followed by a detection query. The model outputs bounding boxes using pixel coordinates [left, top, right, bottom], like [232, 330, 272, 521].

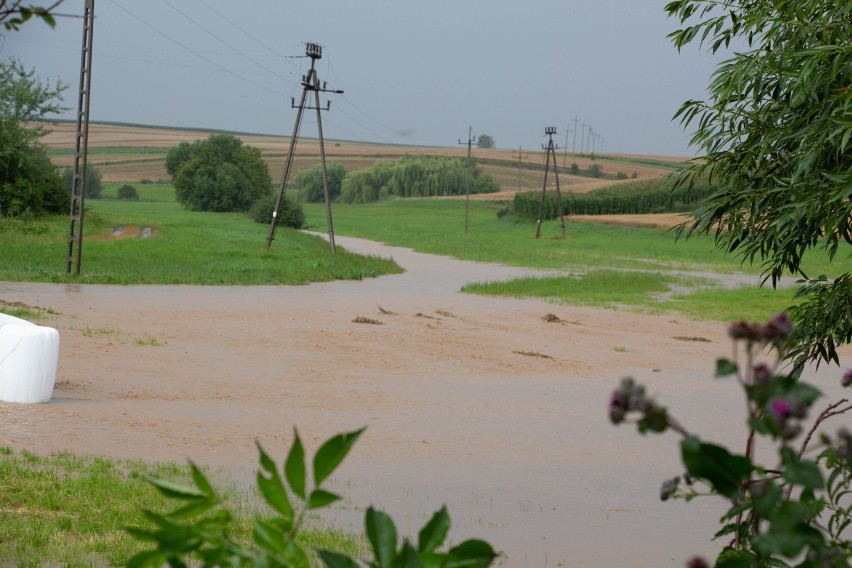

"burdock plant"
[610, 314, 852, 567]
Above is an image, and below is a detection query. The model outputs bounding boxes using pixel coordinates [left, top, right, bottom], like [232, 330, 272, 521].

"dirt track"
[2, 236, 849, 566]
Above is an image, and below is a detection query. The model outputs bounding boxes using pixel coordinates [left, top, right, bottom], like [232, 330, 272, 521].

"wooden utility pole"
[66, 0, 95, 275]
[265, 43, 342, 253]
[512, 146, 528, 193]
[458, 126, 478, 234]
[535, 127, 566, 240]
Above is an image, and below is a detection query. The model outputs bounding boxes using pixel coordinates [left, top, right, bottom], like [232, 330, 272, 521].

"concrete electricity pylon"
[66, 0, 95, 275]
[458, 126, 478, 234]
[265, 42, 342, 253]
[512, 146, 528, 193]
[535, 126, 566, 240]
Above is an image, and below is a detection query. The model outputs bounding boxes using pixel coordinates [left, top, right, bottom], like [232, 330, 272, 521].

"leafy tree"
[667, 0, 852, 366]
[63, 164, 102, 199]
[295, 163, 346, 203]
[477, 134, 495, 149]
[0, 58, 67, 217]
[165, 134, 272, 212]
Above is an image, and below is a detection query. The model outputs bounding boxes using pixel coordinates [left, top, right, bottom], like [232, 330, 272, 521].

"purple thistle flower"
[842, 369, 852, 388]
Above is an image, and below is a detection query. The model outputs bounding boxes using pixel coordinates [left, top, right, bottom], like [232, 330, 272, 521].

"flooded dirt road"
[1, 236, 849, 566]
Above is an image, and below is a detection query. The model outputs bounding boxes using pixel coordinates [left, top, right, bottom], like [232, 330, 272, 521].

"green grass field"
[0, 184, 402, 285]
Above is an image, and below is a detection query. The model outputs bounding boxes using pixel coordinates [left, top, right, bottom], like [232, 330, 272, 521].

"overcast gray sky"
[4, 0, 723, 156]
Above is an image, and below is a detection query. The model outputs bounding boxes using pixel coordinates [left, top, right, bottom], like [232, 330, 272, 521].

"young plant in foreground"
[127, 427, 496, 567]
[610, 314, 852, 567]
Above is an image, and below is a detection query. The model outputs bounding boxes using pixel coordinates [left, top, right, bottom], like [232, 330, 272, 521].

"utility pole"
[571, 114, 580, 154]
[265, 42, 342, 253]
[458, 126, 477, 234]
[586, 126, 594, 157]
[562, 124, 571, 166]
[66, 0, 95, 275]
[535, 127, 566, 240]
[512, 146, 528, 193]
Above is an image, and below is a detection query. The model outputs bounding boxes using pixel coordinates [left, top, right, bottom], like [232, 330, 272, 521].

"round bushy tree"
[166, 134, 272, 212]
[117, 184, 138, 200]
[63, 165, 102, 199]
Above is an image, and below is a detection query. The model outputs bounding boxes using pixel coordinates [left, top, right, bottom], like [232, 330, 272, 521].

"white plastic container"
[0, 313, 59, 403]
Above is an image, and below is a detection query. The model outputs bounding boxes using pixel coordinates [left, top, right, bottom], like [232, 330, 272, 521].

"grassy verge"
[0, 447, 363, 567]
[0, 184, 402, 285]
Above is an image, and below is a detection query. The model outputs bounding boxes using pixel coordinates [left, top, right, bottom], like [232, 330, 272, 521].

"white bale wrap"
[0, 313, 59, 403]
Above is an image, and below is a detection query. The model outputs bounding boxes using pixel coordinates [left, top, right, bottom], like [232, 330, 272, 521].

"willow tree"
[668, 0, 852, 366]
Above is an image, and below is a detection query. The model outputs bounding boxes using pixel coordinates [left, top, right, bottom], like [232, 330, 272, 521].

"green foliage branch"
[610, 314, 852, 567]
[0, 57, 67, 217]
[0, 0, 62, 30]
[666, 0, 852, 366]
[165, 134, 272, 213]
[128, 428, 497, 568]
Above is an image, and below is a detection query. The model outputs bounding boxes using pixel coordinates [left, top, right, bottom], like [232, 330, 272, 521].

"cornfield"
[339, 156, 499, 204]
[511, 176, 715, 220]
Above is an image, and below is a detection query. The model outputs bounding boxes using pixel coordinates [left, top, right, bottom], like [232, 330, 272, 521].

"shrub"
[610, 314, 851, 566]
[117, 184, 138, 200]
[63, 165, 102, 199]
[569, 163, 579, 175]
[250, 192, 305, 229]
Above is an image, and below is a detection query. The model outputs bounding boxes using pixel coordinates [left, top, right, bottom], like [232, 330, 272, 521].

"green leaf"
[188, 461, 216, 497]
[782, 456, 824, 490]
[254, 517, 286, 554]
[715, 358, 738, 377]
[308, 488, 341, 509]
[146, 477, 206, 501]
[313, 427, 365, 487]
[280, 539, 312, 568]
[366, 506, 397, 568]
[680, 436, 753, 501]
[418, 506, 450, 553]
[715, 547, 757, 568]
[256, 442, 294, 524]
[398, 540, 425, 568]
[317, 550, 361, 568]
[126, 550, 167, 568]
[285, 428, 307, 500]
[445, 539, 497, 568]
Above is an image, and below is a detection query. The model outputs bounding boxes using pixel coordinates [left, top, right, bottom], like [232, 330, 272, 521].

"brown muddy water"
[1, 235, 849, 566]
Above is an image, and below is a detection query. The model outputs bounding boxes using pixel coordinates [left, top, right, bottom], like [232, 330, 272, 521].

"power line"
[161, 0, 296, 88]
[110, 0, 288, 98]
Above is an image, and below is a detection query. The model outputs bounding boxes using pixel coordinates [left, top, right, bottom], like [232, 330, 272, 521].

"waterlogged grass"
[0, 185, 401, 285]
[0, 448, 363, 567]
[659, 285, 800, 323]
[462, 270, 674, 308]
[463, 270, 799, 322]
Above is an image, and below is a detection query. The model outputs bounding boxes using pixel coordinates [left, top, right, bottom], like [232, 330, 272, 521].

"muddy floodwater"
[2, 236, 849, 566]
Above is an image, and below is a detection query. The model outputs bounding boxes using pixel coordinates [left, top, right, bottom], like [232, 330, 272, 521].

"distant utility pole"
[458, 126, 478, 234]
[586, 126, 594, 157]
[571, 115, 580, 154]
[535, 127, 566, 240]
[562, 124, 571, 166]
[265, 42, 343, 253]
[66, 0, 95, 275]
[512, 146, 528, 192]
[579, 122, 587, 154]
